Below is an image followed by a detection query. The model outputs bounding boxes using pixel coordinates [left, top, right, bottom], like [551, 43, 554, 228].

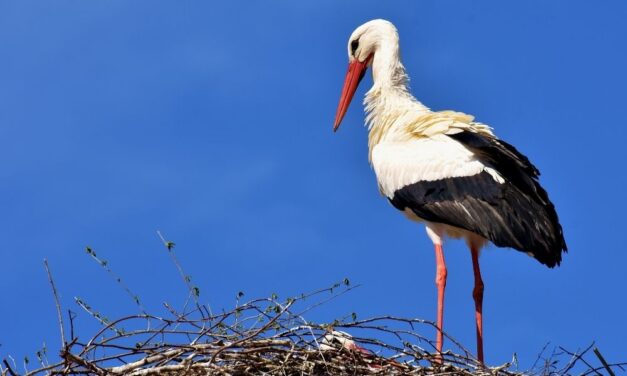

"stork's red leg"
[434, 243, 447, 363]
[470, 246, 484, 364]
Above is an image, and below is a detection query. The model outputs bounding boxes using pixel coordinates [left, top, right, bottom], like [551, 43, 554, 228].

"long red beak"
[333, 54, 373, 132]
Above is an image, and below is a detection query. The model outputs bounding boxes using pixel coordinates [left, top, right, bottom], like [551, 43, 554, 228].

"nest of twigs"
[4, 282, 513, 376]
[2, 239, 624, 376]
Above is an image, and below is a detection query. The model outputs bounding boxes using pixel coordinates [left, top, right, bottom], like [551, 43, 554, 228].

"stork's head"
[334, 19, 399, 131]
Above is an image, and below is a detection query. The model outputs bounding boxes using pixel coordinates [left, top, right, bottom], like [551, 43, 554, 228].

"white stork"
[333, 19, 566, 364]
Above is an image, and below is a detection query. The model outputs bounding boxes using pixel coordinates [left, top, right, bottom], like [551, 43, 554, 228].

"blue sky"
[1, 0, 626, 369]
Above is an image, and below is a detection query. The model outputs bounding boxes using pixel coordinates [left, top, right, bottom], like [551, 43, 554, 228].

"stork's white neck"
[370, 35, 408, 89]
[364, 38, 429, 154]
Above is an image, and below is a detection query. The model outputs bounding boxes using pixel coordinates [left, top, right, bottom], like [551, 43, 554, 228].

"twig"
[24, 361, 64, 376]
[156, 230, 211, 317]
[63, 352, 107, 376]
[2, 360, 17, 376]
[43, 259, 66, 347]
[593, 347, 615, 376]
[68, 310, 77, 341]
[209, 300, 295, 364]
[74, 296, 124, 336]
[84, 247, 146, 314]
[559, 343, 600, 375]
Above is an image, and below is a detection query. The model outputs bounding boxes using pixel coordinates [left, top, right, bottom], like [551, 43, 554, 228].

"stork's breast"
[371, 134, 488, 198]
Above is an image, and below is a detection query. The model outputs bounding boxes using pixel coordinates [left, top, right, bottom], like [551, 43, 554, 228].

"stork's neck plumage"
[364, 34, 430, 155]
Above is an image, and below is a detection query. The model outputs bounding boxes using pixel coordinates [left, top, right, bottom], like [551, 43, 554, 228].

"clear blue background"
[1, 0, 626, 369]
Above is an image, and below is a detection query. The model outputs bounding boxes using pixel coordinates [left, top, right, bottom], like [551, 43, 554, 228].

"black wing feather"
[390, 131, 567, 268]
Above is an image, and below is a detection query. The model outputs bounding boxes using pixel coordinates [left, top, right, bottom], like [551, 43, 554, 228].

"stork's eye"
[351, 39, 359, 55]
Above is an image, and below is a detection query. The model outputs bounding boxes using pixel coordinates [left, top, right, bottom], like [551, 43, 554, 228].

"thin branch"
[43, 259, 66, 347]
[208, 300, 295, 365]
[84, 247, 146, 314]
[593, 347, 615, 376]
[156, 230, 211, 317]
[2, 360, 17, 376]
